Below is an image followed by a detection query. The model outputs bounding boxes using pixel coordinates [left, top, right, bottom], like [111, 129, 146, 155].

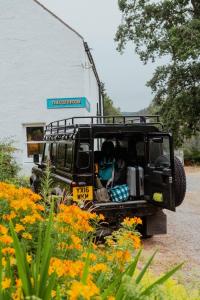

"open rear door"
[144, 133, 175, 211]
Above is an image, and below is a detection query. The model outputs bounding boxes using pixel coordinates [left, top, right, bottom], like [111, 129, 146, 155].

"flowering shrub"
[0, 141, 20, 182]
[0, 182, 198, 299]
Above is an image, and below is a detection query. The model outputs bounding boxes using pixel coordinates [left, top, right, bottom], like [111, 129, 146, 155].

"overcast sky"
[40, 0, 155, 112]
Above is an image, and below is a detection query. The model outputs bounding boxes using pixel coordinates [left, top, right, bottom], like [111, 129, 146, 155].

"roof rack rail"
[44, 115, 162, 138]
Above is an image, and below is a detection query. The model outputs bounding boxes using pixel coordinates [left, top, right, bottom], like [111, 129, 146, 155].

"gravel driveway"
[143, 167, 200, 286]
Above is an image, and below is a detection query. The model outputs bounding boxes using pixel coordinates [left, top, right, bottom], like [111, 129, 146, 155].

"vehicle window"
[149, 136, 171, 167]
[43, 143, 51, 162]
[80, 144, 89, 152]
[57, 143, 66, 169]
[65, 142, 73, 170]
[51, 143, 57, 165]
[77, 142, 90, 169]
[136, 142, 144, 156]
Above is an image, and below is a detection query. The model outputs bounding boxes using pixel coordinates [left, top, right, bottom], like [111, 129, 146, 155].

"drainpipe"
[84, 42, 103, 117]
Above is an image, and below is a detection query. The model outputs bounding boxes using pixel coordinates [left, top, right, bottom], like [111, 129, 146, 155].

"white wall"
[0, 0, 99, 174]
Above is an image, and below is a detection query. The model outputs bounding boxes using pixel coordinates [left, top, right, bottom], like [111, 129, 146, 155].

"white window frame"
[22, 123, 46, 163]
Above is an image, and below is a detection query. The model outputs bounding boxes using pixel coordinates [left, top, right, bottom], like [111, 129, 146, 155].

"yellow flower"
[108, 297, 115, 300]
[68, 280, 99, 300]
[49, 258, 84, 278]
[2, 277, 11, 290]
[2, 257, 6, 267]
[70, 235, 82, 250]
[51, 290, 56, 298]
[21, 215, 36, 224]
[115, 250, 131, 263]
[22, 232, 32, 240]
[81, 252, 97, 261]
[26, 254, 32, 263]
[90, 263, 108, 273]
[106, 238, 115, 247]
[15, 224, 25, 233]
[0, 225, 8, 235]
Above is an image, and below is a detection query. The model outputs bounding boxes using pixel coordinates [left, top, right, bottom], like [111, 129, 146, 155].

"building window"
[26, 127, 44, 157]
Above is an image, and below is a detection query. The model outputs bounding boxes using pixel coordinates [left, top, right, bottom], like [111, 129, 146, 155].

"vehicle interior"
[90, 131, 173, 209]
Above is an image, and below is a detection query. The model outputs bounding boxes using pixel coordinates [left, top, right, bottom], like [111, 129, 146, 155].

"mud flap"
[145, 210, 167, 236]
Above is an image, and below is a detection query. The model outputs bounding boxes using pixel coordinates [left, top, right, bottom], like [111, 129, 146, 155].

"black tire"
[174, 156, 186, 207]
[30, 179, 40, 194]
[30, 179, 36, 193]
[155, 155, 186, 207]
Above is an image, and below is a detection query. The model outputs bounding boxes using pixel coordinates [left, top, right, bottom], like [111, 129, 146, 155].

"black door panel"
[145, 134, 175, 211]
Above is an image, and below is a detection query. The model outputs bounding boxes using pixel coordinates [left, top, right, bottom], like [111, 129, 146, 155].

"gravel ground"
[142, 167, 200, 287]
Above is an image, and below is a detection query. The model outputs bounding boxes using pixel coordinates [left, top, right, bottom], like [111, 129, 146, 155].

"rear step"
[93, 200, 147, 208]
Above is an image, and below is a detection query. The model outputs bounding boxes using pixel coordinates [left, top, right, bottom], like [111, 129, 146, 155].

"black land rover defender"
[30, 116, 186, 237]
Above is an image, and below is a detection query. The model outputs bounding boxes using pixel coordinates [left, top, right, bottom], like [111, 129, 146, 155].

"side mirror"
[33, 154, 39, 164]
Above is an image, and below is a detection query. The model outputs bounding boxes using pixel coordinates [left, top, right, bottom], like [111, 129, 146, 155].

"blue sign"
[47, 97, 90, 112]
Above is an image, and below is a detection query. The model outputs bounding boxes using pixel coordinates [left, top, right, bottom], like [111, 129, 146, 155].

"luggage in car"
[127, 166, 144, 198]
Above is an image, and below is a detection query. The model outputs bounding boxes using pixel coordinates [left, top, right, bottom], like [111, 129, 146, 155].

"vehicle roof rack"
[44, 115, 162, 140]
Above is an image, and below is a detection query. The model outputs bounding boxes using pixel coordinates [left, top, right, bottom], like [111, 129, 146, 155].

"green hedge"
[184, 149, 200, 165]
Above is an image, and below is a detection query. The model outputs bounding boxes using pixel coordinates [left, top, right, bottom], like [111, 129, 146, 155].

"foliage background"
[116, 0, 200, 147]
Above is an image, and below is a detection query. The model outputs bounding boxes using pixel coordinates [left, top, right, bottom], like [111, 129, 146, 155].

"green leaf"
[116, 250, 142, 300]
[43, 273, 57, 300]
[9, 221, 32, 296]
[56, 285, 61, 300]
[0, 246, 2, 297]
[140, 262, 184, 296]
[135, 250, 157, 284]
[39, 202, 54, 297]
[81, 250, 91, 285]
[125, 249, 142, 277]
[35, 224, 42, 296]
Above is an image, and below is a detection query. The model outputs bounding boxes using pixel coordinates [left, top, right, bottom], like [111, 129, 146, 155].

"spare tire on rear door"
[173, 156, 186, 207]
[155, 155, 186, 207]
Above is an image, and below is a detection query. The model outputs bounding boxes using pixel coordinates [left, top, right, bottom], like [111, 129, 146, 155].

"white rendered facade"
[0, 0, 102, 174]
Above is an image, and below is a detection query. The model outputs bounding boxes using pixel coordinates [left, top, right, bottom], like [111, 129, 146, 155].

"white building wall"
[0, 0, 99, 174]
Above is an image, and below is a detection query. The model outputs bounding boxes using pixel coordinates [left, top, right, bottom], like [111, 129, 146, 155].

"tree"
[115, 0, 200, 146]
[102, 84, 121, 116]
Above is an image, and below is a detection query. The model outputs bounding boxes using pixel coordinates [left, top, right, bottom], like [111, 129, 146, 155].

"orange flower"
[68, 280, 99, 300]
[36, 204, 45, 211]
[90, 263, 108, 273]
[0, 225, 8, 235]
[81, 252, 97, 261]
[49, 258, 84, 278]
[122, 217, 142, 227]
[21, 215, 36, 224]
[16, 278, 22, 288]
[131, 235, 141, 249]
[2, 247, 15, 255]
[0, 235, 13, 245]
[3, 211, 16, 221]
[98, 213, 105, 221]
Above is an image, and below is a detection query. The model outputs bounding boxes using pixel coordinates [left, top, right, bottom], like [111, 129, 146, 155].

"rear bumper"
[92, 200, 160, 220]
[92, 200, 167, 235]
